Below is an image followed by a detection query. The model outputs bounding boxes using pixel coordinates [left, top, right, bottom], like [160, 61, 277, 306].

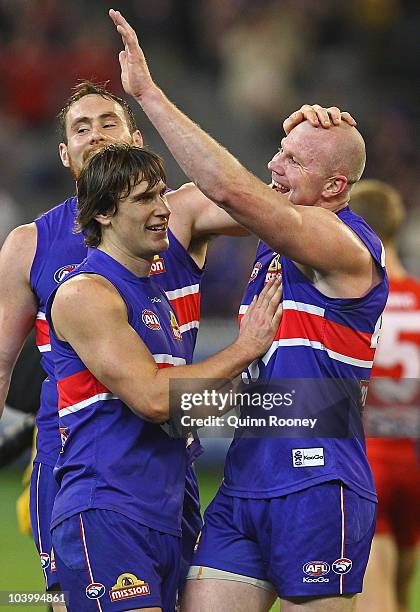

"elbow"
[131, 396, 169, 424]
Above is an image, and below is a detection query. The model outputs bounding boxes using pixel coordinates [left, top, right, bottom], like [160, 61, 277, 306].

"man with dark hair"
[109, 9, 389, 612]
[46, 141, 282, 611]
[0, 78, 249, 599]
[350, 180, 420, 612]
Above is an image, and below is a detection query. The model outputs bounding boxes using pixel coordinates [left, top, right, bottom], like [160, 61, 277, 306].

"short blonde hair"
[350, 179, 405, 243]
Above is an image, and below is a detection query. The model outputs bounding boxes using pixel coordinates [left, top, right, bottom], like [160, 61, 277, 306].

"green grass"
[0, 467, 418, 612]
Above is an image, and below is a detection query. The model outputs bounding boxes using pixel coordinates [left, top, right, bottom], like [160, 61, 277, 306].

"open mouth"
[146, 223, 168, 232]
[271, 180, 290, 195]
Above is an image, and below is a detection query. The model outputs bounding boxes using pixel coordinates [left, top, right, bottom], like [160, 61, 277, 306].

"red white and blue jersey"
[46, 248, 189, 536]
[31, 197, 86, 465]
[221, 206, 388, 502]
[30, 196, 203, 466]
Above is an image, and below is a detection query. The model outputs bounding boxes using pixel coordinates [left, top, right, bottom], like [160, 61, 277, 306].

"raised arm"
[109, 10, 371, 287]
[0, 225, 38, 416]
[51, 274, 282, 423]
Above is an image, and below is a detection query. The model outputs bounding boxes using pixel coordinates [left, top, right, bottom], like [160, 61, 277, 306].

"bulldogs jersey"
[31, 196, 203, 466]
[46, 248, 189, 536]
[221, 206, 388, 502]
[31, 197, 86, 464]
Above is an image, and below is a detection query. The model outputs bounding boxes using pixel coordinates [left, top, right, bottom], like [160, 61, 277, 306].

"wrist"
[134, 83, 162, 108]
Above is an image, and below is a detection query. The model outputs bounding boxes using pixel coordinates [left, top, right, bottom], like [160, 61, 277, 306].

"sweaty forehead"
[284, 123, 330, 169]
[66, 95, 126, 129]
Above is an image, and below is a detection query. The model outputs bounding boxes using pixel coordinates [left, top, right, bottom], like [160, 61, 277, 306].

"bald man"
[109, 9, 388, 612]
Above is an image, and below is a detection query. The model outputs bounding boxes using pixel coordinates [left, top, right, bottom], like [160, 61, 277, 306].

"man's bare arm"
[109, 10, 369, 280]
[0, 225, 38, 416]
[52, 275, 282, 423]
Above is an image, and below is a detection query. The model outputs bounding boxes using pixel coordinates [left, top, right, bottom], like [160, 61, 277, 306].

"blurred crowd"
[0, 0, 419, 315]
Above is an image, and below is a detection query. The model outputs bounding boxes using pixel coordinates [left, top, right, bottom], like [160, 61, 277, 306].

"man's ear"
[59, 142, 70, 168]
[322, 175, 348, 199]
[132, 130, 144, 147]
[94, 213, 113, 228]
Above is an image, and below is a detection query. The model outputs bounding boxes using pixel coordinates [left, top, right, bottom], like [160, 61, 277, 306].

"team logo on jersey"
[109, 573, 150, 602]
[149, 255, 166, 275]
[54, 264, 78, 283]
[142, 309, 161, 330]
[86, 583, 106, 599]
[265, 254, 281, 283]
[40, 552, 50, 569]
[59, 427, 69, 454]
[303, 561, 330, 576]
[249, 262, 262, 282]
[170, 310, 182, 341]
[332, 558, 352, 574]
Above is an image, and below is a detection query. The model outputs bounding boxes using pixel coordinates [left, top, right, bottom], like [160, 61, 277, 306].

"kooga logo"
[292, 447, 325, 467]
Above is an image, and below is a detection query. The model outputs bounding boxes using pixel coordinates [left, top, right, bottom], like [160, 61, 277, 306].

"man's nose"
[268, 151, 284, 173]
[90, 125, 106, 143]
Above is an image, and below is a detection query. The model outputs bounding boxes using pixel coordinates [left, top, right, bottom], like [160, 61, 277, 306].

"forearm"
[135, 86, 253, 210]
[122, 339, 254, 423]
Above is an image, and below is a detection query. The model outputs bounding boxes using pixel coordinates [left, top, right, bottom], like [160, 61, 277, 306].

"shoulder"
[0, 223, 38, 281]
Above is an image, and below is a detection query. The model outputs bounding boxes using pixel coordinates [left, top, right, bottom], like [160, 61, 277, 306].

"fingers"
[283, 105, 357, 134]
[340, 110, 357, 126]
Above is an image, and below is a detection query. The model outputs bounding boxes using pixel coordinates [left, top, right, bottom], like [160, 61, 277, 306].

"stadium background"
[0, 0, 419, 609]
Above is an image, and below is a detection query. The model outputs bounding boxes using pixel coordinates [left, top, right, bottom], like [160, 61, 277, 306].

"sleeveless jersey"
[221, 206, 388, 502]
[31, 197, 86, 464]
[30, 196, 203, 465]
[46, 248, 189, 536]
[366, 275, 420, 453]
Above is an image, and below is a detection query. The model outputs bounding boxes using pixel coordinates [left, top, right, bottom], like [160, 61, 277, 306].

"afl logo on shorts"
[332, 558, 352, 574]
[142, 309, 161, 330]
[303, 561, 330, 576]
[85, 583, 106, 599]
[40, 553, 50, 569]
[54, 264, 78, 283]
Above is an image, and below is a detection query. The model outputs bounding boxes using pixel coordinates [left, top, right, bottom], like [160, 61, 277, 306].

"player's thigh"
[52, 509, 180, 612]
[356, 534, 398, 612]
[281, 593, 357, 612]
[181, 578, 277, 612]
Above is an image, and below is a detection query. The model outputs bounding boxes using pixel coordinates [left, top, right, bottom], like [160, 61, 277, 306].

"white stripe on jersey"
[153, 354, 187, 366]
[179, 320, 200, 333]
[36, 311, 46, 320]
[239, 300, 324, 317]
[38, 344, 51, 353]
[282, 300, 325, 317]
[165, 284, 200, 301]
[262, 339, 373, 369]
[58, 392, 118, 418]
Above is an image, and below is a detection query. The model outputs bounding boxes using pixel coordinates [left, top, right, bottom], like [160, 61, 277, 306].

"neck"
[97, 242, 152, 277]
[384, 243, 406, 280]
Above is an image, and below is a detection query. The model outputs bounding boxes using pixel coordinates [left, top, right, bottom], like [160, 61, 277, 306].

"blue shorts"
[192, 481, 376, 598]
[29, 461, 60, 590]
[179, 464, 203, 591]
[52, 509, 181, 611]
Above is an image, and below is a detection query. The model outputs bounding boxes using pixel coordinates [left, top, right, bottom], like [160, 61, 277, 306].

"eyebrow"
[130, 183, 166, 202]
[70, 112, 121, 130]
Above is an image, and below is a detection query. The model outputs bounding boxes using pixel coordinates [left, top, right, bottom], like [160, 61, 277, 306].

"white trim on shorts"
[79, 514, 103, 612]
[186, 565, 276, 593]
